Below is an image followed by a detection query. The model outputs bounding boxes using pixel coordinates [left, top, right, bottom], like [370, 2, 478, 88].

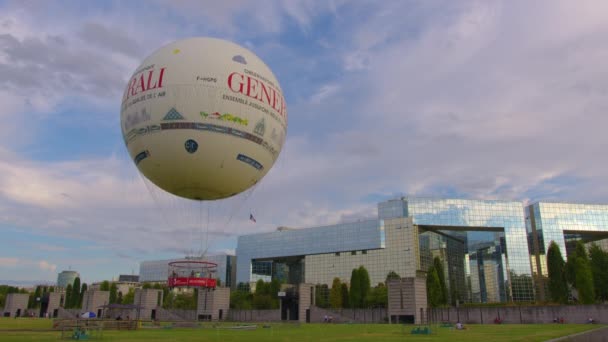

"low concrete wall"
[430, 304, 608, 324]
[310, 307, 387, 323]
[161, 309, 197, 321]
[227, 309, 281, 322]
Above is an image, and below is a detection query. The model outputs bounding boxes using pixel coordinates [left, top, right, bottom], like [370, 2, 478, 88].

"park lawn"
[0, 318, 54, 330]
[0, 319, 604, 342]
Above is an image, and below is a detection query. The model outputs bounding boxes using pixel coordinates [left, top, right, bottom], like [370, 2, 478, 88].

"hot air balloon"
[120, 38, 287, 263]
[121, 37, 287, 201]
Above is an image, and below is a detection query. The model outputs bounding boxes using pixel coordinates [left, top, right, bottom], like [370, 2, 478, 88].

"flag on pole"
[249, 213, 256, 223]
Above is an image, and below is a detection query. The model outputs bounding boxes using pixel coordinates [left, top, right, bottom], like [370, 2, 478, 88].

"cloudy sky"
[1, 0, 607, 285]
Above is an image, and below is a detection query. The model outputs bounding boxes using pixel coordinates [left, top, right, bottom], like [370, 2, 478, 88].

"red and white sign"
[168, 277, 217, 288]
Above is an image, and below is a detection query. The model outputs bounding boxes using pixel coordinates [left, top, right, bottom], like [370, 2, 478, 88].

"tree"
[426, 266, 442, 307]
[80, 283, 88, 308]
[547, 241, 569, 303]
[349, 268, 361, 308]
[65, 284, 73, 309]
[255, 279, 268, 295]
[163, 290, 174, 308]
[252, 280, 279, 309]
[230, 285, 253, 309]
[269, 279, 281, 300]
[0, 285, 20, 308]
[122, 288, 135, 304]
[329, 278, 343, 308]
[358, 266, 371, 308]
[32, 286, 42, 309]
[433, 257, 448, 305]
[237, 282, 251, 293]
[589, 243, 608, 302]
[574, 242, 595, 304]
[252, 293, 273, 309]
[72, 277, 81, 308]
[28, 288, 37, 309]
[367, 283, 388, 308]
[253, 280, 271, 309]
[109, 283, 118, 304]
[172, 292, 197, 309]
[386, 271, 401, 284]
[315, 284, 329, 308]
[340, 283, 349, 309]
[161, 285, 170, 307]
[100, 281, 110, 291]
[565, 241, 595, 304]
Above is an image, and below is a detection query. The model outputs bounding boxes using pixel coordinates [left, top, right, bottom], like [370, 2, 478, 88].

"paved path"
[546, 326, 608, 342]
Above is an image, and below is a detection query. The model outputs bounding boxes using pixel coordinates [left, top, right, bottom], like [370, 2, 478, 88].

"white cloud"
[0, 257, 57, 273]
[38, 260, 57, 272]
[0, 149, 147, 210]
[310, 84, 340, 104]
[315, 1, 608, 202]
[0, 257, 19, 267]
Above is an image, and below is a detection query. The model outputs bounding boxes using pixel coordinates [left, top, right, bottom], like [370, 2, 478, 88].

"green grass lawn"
[0, 318, 603, 342]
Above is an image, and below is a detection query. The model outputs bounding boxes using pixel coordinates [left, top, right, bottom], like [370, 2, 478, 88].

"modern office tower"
[237, 197, 536, 303]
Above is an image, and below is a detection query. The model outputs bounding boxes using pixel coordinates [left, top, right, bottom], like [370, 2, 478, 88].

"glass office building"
[236, 220, 386, 287]
[57, 270, 80, 289]
[527, 202, 608, 300]
[403, 198, 534, 302]
[237, 197, 539, 303]
[139, 254, 237, 289]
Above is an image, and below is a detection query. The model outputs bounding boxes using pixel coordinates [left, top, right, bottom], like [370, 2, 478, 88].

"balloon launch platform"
[167, 260, 217, 289]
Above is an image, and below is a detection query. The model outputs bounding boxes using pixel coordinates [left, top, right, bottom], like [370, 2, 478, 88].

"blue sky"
[1, 0, 608, 286]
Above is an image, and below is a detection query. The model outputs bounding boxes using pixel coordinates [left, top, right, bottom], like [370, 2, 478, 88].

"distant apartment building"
[118, 275, 139, 282]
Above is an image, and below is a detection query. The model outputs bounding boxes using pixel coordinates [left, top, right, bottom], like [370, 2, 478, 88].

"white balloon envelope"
[121, 37, 287, 200]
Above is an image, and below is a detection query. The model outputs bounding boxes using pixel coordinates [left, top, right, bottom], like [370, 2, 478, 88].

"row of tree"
[230, 279, 282, 309]
[547, 241, 608, 304]
[319, 267, 397, 308]
[230, 267, 401, 310]
[64, 277, 88, 309]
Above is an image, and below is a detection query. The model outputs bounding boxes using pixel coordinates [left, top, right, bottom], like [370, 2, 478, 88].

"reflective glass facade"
[57, 270, 80, 289]
[304, 217, 417, 287]
[236, 220, 384, 286]
[527, 202, 608, 300]
[235, 198, 608, 303]
[404, 198, 534, 302]
[528, 202, 608, 259]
